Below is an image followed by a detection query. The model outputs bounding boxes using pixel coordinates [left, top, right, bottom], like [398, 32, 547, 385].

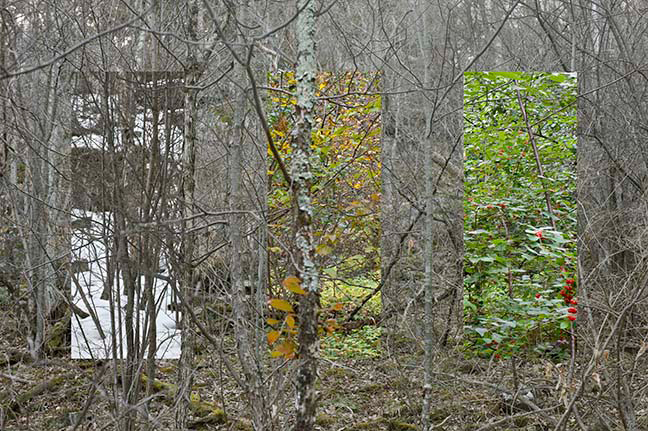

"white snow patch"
[70, 209, 181, 359]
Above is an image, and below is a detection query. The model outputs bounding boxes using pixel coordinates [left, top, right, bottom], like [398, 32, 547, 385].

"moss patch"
[385, 419, 418, 431]
[316, 413, 336, 426]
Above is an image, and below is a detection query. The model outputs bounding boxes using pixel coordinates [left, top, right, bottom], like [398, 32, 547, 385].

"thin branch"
[425, 0, 522, 139]
[201, 0, 292, 187]
[0, 4, 155, 80]
[252, 0, 314, 42]
[515, 86, 557, 231]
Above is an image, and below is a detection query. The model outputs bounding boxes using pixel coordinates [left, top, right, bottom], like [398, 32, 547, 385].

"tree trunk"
[175, 79, 198, 428]
[420, 8, 435, 428]
[379, 72, 399, 333]
[0, 0, 5, 180]
[175, 2, 200, 425]
[293, 1, 319, 429]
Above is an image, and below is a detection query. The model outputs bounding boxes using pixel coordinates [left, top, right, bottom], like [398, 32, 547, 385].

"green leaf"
[323, 266, 338, 278]
[494, 71, 523, 80]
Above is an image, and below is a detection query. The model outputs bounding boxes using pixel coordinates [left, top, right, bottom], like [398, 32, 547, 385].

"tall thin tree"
[292, 0, 319, 429]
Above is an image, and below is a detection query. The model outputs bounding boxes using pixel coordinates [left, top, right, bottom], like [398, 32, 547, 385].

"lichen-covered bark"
[293, 0, 319, 430]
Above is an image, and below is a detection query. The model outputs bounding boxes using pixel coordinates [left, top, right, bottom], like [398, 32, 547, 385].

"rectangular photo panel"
[70, 72, 184, 359]
[463, 72, 577, 360]
[265, 71, 383, 360]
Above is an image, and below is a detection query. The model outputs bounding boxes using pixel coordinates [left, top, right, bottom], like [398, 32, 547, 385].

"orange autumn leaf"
[275, 340, 296, 358]
[325, 318, 339, 335]
[267, 330, 280, 345]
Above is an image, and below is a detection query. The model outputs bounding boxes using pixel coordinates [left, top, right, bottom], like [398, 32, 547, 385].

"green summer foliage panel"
[463, 72, 577, 359]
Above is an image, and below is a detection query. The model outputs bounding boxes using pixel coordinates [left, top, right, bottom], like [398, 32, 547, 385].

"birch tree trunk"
[293, 1, 319, 429]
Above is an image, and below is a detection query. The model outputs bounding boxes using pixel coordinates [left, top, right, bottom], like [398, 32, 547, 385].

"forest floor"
[0, 307, 644, 431]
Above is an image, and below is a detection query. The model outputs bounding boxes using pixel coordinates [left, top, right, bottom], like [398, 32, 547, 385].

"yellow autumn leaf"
[269, 298, 294, 312]
[315, 244, 332, 256]
[286, 314, 295, 328]
[282, 276, 306, 295]
[267, 330, 280, 345]
[267, 318, 280, 325]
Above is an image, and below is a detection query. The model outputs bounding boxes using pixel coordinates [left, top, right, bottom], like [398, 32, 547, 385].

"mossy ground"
[1, 306, 644, 430]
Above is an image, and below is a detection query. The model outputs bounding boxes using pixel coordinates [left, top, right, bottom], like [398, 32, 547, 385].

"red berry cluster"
[560, 278, 575, 303]
[560, 275, 577, 321]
